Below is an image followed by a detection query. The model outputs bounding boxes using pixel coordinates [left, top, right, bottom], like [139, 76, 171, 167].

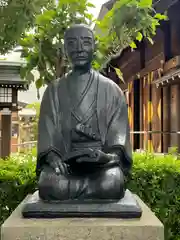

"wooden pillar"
[143, 75, 149, 151]
[140, 78, 143, 149]
[151, 85, 162, 152]
[139, 41, 145, 150]
[147, 73, 153, 152]
[170, 84, 180, 150]
[162, 86, 170, 152]
[1, 108, 11, 159]
[128, 81, 134, 149]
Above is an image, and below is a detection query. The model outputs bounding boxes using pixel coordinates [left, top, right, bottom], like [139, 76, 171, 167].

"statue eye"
[83, 40, 91, 45]
[68, 41, 74, 46]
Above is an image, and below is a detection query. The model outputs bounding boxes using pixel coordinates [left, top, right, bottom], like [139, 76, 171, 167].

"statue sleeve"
[105, 87, 132, 176]
[36, 83, 61, 177]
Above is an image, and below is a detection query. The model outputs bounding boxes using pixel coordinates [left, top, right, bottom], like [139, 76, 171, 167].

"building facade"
[97, 0, 180, 152]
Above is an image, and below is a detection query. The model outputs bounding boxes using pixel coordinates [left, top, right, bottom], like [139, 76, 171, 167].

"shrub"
[0, 151, 179, 240]
[128, 152, 180, 240]
[0, 153, 36, 224]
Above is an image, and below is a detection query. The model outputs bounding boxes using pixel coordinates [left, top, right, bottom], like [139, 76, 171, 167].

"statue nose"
[77, 39, 83, 51]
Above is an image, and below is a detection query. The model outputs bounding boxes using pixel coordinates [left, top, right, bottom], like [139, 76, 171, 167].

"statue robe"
[36, 70, 132, 178]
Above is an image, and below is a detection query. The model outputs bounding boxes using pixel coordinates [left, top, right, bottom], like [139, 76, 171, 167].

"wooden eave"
[103, 0, 115, 10]
[0, 81, 28, 90]
[100, 0, 179, 13]
[0, 61, 28, 90]
[101, 0, 179, 77]
[154, 0, 179, 13]
[152, 68, 180, 87]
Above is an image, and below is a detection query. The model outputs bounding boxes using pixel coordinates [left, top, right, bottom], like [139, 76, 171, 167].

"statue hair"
[64, 24, 94, 39]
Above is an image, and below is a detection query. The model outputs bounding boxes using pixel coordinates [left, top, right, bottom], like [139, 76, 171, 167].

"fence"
[11, 131, 180, 153]
[12, 141, 37, 153]
[130, 130, 180, 153]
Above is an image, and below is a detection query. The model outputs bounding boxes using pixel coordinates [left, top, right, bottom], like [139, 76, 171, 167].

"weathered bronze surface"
[36, 24, 132, 201]
[22, 24, 142, 218]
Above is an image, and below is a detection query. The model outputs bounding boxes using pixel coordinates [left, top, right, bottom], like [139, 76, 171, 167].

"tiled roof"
[103, 0, 115, 10]
[0, 51, 46, 103]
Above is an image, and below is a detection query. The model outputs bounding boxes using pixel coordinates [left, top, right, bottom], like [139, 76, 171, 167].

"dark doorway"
[133, 79, 140, 150]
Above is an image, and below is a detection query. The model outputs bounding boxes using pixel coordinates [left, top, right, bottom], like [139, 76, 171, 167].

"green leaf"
[85, 13, 93, 20]
[92, 60, 101, 70]
[36, 10, 55, 25]
[96, 50, 104, 60]
[35, 78, 43, 89]
[114, 0, 131, 9]
[20, 67, 27, 79]
[139, 0, 152, 8]
[114, 67, 125, 83]
[136, 32, 143, 42]
[147, 37, 154, 45]
[87, 2, 95, 8]
[26, 72, 35, 83]
[154, 13, 167, 21]
[129, 41, 137, 49]
[0, 0, 53, 54]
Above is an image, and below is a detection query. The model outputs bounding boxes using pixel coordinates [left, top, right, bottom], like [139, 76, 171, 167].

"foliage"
[0, 0, 54, 54]
[0, 152, 180, 240]
[19, 0, 168, 87]
[25, 102, 40, 141]
[128, 152, 180, 240]
[19, 0, 95, 89]
[93, 0, 168, 72]
[0, 153, 36, 224]
[168, 146, 179, 156]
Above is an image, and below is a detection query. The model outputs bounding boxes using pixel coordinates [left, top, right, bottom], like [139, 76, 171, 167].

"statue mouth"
[72, 52, 88, 60]
[76, 57, 87, 60]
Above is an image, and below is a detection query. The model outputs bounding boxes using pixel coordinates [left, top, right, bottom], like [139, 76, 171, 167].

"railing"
[11, 131, 180, 153]
[12, 141, 37, 153]
[130, 130, 180, 153]
[131, 131, 180, 134]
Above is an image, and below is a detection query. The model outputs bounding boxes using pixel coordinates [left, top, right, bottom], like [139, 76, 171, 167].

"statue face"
[65, 26, 94, 68]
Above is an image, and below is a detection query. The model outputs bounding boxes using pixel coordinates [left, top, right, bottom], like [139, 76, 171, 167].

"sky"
[89, 0, 106, 18]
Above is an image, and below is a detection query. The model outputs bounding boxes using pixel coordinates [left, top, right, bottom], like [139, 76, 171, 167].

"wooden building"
[97, 0, 180, 152]
[0, 61, 28, 157]
[0, 102, 36, 153]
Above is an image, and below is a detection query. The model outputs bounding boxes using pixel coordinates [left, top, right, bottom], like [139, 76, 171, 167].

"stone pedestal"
[1, 195, 164, 240]
[22, 190, 142, 218]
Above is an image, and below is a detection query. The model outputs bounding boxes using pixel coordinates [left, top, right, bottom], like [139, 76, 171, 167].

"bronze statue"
[36, 24, 132, 202]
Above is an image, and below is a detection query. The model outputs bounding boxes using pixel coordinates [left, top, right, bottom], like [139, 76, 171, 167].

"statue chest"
[68, 71, 98, 124]
[68, 75, 101, 149]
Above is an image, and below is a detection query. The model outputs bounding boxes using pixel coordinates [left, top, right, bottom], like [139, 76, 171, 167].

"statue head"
[64, 24, 95, 69]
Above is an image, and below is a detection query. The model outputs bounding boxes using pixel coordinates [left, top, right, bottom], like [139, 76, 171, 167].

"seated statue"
[36, 24, 132, 202]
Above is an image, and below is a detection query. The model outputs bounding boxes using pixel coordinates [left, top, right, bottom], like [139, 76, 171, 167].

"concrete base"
[1, 195, 164, 240]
